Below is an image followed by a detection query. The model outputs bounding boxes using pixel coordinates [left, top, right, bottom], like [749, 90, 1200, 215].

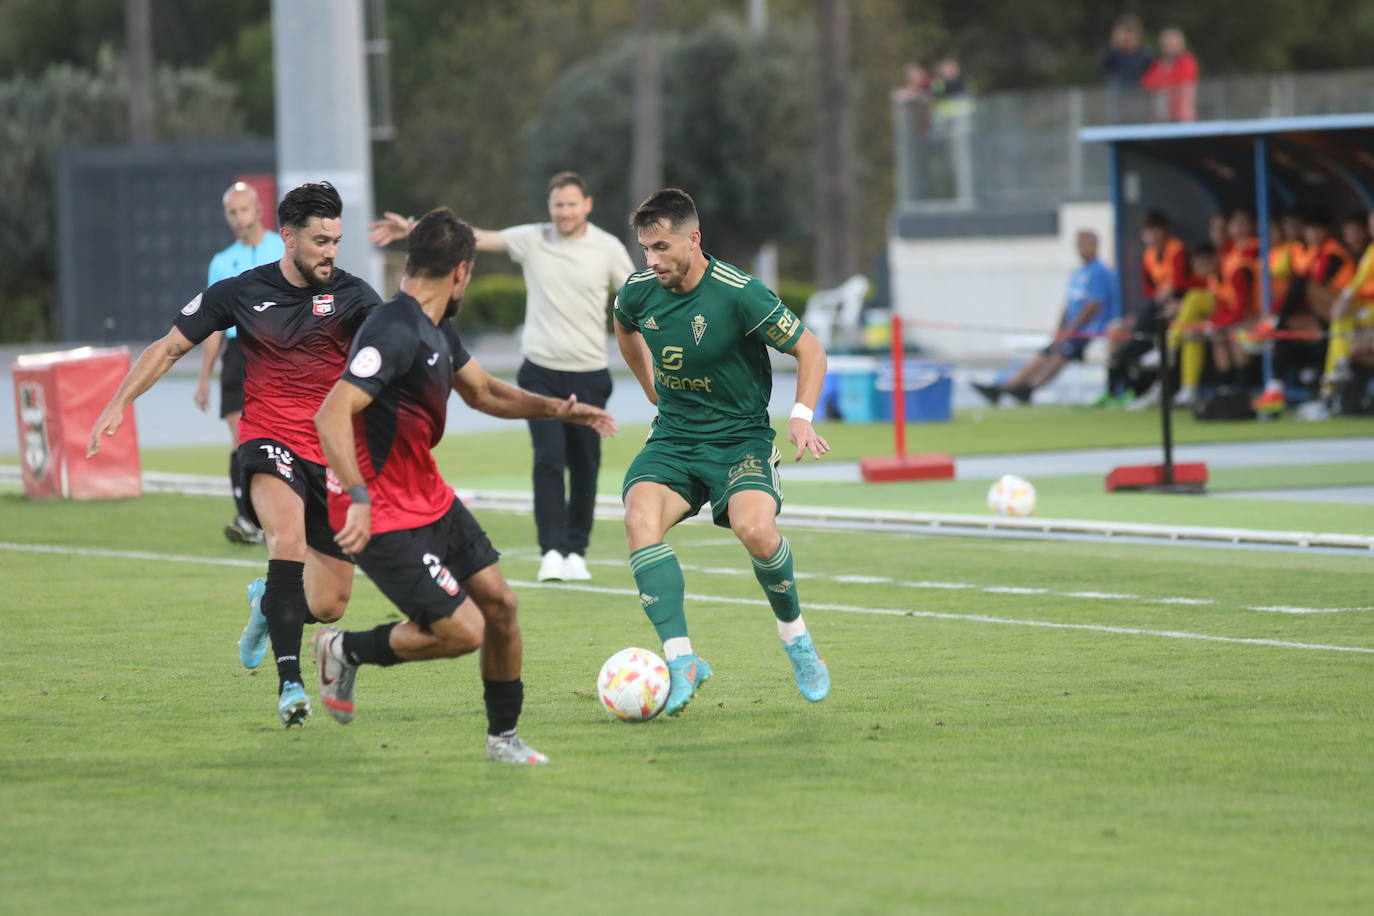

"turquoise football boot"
[782, 632, 830, 702]
[238, 577, 269, 669]
[277, 680, 311, 728]
[664, 654, 712, 717]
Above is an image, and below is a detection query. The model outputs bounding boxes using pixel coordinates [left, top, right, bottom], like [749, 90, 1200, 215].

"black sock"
[342, 623, 402, 667]
[483, 679, 524, 737]
[263, 559, 307, 690]
[229, 451, 251, 521]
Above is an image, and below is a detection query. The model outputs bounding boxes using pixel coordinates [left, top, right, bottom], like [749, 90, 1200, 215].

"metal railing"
[894, 68, 1374, 211]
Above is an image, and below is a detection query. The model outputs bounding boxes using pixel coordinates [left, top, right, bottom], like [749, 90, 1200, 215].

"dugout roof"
[1080, 113, 1374, 317]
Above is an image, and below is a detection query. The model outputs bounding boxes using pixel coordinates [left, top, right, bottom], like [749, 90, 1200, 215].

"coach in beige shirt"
[371, 172, 635, 583]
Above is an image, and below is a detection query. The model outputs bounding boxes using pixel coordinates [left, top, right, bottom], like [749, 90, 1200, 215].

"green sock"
[752, 536, 800, 623]
[630, 543, 688, 642]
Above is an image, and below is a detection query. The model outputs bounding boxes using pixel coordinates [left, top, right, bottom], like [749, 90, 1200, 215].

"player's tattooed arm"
[87, 326, 196, 457]
[452, 358, 617, 436]
[315, 380, 376, 555]
[614, 320, 657, 404]
[785, 329, 831, 462]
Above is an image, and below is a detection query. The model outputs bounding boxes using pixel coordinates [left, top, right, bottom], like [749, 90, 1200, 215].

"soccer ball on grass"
[986, 474, 1036, 517]
[597, 647, 670, 722]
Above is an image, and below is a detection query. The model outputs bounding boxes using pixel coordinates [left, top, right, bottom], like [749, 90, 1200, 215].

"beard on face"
[444, 291, 463, 320]
[294, 253, 332, 290]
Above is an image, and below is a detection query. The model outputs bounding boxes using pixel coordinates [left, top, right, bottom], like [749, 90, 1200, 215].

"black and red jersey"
[330, 292, 470, 535]
[175, 263, 381, 463]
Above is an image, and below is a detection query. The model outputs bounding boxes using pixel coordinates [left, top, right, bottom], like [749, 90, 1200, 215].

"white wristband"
[789, 403, 814, 422]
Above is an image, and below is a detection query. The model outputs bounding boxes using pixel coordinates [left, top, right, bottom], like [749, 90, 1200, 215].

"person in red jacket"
[1142, 28, 1198, 122]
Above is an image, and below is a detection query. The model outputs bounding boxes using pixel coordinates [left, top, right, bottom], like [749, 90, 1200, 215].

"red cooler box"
[13, 347, 141, 500]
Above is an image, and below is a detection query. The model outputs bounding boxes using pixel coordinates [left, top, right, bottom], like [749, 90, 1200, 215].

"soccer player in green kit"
[613, 188, 832, 716]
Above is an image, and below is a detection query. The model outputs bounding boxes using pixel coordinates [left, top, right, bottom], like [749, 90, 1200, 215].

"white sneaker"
[563, 553, 592, 580]
[1127, 382, 1161, 411]
[537, 550, 564, 581]
[486, 732, 549, 765]
[1172, 386, 1196, 408]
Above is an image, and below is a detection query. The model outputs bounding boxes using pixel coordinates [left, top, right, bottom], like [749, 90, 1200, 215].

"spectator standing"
[1142, 28, 1198, 122]
[371, 172, 635, 582]
[1102, 14, 1153, 122]
[890, 61, 932, 103]
[973, 231, 1117, 405]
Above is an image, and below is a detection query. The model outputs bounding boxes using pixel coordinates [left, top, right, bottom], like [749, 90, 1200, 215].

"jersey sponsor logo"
[423, 552, 460, 597]
[259, 443, 295, 482]
[691, 314, 707, 345]
[252, 300, 277, 312]
[765, 308, 801, 347]
[18, 382, 51, 481]
[654, 345, 714, 392]
[350, 346, 382, 378]
[312, 294, 335, 316]
[427, 352, 440, 366]
[660, 345, 684, 371]
[643, 316, 660, 330]
[180, 293, 202, 316]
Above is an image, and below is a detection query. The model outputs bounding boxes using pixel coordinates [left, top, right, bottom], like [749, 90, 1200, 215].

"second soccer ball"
[987, 474, 1037, 517]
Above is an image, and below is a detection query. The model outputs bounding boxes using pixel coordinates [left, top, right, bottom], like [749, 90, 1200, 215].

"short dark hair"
[1305, 207, 1334, 228]
[278, 182, 342, 230]
[547, 171, 589, 196]
[1192, 241, 1218, 258]
[404, 207, 476, 279]
[1142, 209, 1170, 231]
[629, 188, 698, 233]
[1342, 209, 1368, 226]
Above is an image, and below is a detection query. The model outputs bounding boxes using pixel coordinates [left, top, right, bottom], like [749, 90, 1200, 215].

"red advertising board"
[12, 347, 141, 500]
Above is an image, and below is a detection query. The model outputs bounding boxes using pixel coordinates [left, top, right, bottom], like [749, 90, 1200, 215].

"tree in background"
[521, 15, 816, 269]
[0, 49, 245, 341]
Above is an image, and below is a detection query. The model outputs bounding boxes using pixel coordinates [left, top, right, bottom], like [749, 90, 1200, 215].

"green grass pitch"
[3, 485, 1372, 913]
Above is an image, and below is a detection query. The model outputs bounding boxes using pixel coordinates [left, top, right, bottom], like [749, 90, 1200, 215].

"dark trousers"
[516, 359, 613, 556]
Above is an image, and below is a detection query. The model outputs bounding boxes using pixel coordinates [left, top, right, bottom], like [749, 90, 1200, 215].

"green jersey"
[614, 255, 805, 443]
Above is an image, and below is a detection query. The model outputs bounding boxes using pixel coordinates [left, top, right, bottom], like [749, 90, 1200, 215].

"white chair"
[802, 275, 869, 350]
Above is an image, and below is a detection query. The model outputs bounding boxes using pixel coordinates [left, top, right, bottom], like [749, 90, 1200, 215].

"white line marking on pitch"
[571, 554, 1368, 616]
[4, 541, 1370, 656]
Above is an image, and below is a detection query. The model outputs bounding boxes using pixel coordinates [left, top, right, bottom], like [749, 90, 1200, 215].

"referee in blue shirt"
[195, 181, 286, 544]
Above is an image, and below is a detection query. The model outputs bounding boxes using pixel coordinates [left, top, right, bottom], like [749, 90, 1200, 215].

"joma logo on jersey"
[312, 295, 335, 316]
[422, 552, 460, 596]
[727, 455, 765, 485]
[258, 443, 295, 481]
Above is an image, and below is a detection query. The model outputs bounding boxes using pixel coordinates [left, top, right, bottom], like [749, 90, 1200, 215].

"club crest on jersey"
[423, 552, 460, 596]
[312, 294, 335, 316]
[691, 314, 707, 345]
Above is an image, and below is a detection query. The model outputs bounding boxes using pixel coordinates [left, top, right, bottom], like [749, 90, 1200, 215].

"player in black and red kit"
[88, 183, 383, 727]
[311, 208, 615, 764]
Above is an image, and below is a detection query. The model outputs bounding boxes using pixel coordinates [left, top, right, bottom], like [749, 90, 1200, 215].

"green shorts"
[622, 436, 783, 528]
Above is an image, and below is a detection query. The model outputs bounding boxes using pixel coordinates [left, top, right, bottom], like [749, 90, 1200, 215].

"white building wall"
[889, 202, 1114, 361]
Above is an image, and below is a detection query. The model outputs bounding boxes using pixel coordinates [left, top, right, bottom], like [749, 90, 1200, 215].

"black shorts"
[1042, 336, 1091, 361]
[357, 497, 501, 628]
[220, 336, 245, 418]
[236, 437, 350, 562]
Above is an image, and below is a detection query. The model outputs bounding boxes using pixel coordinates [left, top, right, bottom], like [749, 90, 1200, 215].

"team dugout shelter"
[1082, 113, 1374, 383]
